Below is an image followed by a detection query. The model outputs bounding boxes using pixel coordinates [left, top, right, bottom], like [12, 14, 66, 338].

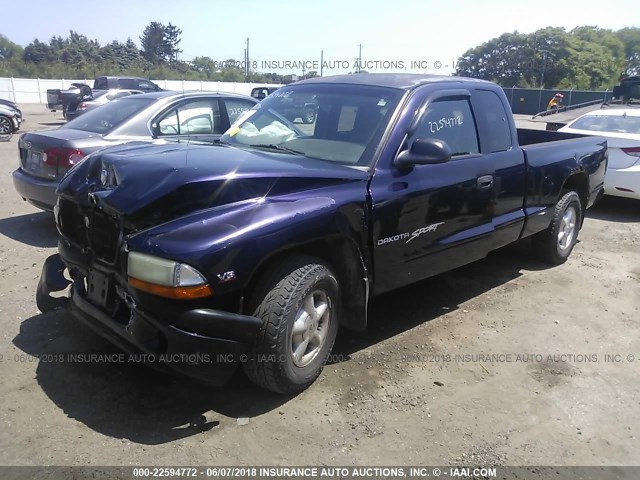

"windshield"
[569, 114, 640, 134]
[63, 97, 156, 133]
[221, 83, 403, 166]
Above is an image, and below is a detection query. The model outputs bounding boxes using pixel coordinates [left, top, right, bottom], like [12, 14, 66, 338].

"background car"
[251, 86, 317, 124]
[559, 109, 640, 200]
[0, 103, 22, 138]
[250, 86, 280, 100]
[13, 91, 258, 210]
[64, 89, 143, 121]
[0, 98, 23, 124]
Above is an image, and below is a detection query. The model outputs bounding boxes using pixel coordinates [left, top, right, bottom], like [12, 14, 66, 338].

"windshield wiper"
[250, 144, 307, 156]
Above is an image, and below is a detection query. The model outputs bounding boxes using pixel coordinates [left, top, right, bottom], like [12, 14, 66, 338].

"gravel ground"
[0, 105, 639, 467]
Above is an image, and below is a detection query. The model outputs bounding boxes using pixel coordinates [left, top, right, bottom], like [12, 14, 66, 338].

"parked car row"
[46, 76, 162, 119]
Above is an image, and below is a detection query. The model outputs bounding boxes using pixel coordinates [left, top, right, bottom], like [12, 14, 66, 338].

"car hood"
[0, 105, 19, 116]
[57, 142, 368, 223]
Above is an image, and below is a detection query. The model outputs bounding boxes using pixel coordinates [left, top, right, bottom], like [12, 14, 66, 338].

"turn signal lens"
[128, 277, 213, 299]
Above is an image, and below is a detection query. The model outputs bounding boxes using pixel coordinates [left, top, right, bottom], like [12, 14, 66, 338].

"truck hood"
[57, 142, 368, 223]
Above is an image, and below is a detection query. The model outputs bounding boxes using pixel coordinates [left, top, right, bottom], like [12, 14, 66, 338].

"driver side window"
[156, 99, 222, 136]
[411, 98, 479, 157]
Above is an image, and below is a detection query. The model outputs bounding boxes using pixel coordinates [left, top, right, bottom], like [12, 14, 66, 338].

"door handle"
[477, 175, 494, 190]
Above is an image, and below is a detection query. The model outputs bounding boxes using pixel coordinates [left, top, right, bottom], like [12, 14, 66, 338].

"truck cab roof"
[295, 73, 494, 91]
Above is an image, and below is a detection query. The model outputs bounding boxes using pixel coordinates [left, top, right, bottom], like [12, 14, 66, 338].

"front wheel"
[533, 191, 582, 264]
[0, 115, 13, 142]
[242, 255, 340, 394]
[302, 107, 316, 124]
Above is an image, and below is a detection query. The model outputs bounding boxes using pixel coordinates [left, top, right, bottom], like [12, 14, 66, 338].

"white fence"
[0, 77, 281, 104]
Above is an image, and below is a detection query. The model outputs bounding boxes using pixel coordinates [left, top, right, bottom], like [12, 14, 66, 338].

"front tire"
[302, 107, 316, 124]
[533, 191, 582, 264]
[0, 115, 12, 142]
[243, 256, 339, 394]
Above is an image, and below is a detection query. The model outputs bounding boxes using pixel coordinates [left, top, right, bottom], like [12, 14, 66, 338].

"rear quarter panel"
[517, 129, 607, 237]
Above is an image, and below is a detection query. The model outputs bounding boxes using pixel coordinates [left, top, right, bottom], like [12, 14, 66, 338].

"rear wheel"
[242, 255, 339, 394]
[533, 191, 582, 264]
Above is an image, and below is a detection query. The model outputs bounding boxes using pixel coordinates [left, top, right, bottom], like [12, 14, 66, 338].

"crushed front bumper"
[37, 253, 262, 386]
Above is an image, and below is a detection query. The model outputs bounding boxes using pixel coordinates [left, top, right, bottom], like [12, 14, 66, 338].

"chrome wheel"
[557, 206, 577, 251]
[0, 116, 11, 134]
[304, 109, 316, 124]
[291, 290, 331, 368]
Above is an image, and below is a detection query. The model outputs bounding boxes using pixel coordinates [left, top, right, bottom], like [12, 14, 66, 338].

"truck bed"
[516, 128, 607, 237]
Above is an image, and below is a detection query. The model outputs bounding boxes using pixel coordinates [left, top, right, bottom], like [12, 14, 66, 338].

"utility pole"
[245, 37, 250, 81]
[357, 44, 363, 72]
[531, 33, 537, 88]
[540, 49, 554, 89]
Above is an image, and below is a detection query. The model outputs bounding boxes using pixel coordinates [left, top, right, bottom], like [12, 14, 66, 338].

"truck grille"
[58, 199, 122, 264]
[90, 210, 121, 263]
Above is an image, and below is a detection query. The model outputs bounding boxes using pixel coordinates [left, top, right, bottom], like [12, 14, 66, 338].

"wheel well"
[243, 238, 369, 330]
[561, 173, 589, 213]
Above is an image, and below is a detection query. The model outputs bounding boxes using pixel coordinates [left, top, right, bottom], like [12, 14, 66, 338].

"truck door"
[370, 88, 524, 295]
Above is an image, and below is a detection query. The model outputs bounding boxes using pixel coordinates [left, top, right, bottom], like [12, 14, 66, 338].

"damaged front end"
[38, 142, 368, 385]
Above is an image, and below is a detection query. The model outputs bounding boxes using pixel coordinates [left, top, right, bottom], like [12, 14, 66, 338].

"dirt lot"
[0, 105, 639, 467]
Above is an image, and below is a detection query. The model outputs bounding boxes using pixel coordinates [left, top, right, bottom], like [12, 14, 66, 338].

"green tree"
[0, 34, 22, 61]
[140, 21, 166, 65]
[163, 23, 182, 67]
[456, 26, 628, 89]
[23, 39, 53, 63]
[616, 27, 640, 76]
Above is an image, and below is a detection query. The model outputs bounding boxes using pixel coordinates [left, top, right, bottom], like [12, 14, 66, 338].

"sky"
[3, 0, 640, 75]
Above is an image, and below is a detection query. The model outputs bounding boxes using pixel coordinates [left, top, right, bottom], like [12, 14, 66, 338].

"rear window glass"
[473, 90, 512, 152]
[117, 79, 157, 91]
[569, 114, 640, 134]
[63, 97, 156, 133]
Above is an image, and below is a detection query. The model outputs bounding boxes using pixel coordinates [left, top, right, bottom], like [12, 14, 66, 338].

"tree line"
[0, 22, 289, 83]
[455, 26, 640, 89]
[0, 23, 638, 88]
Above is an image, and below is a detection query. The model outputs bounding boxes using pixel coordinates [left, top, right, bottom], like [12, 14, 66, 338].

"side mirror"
[151, 122, 160, 138]
[395, 138, 452, 168]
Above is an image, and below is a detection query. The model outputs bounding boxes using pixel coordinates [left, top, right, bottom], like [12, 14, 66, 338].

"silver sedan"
[64, 89, 144, 121]
[13, 91, 258, 210]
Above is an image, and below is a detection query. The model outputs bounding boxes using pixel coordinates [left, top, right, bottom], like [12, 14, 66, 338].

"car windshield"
[569, 114, 640, 134]
[63, 96, 156, 133]
[221, 83, 403, 166]
[90, 91, 109, 101]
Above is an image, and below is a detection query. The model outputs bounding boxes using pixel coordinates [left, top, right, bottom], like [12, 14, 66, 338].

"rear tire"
[242, 255, 340, 394]
[533, 191, 582, 264]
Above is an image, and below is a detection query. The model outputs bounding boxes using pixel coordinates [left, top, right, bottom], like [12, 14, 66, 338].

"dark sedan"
[13, 91, 257, 211]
